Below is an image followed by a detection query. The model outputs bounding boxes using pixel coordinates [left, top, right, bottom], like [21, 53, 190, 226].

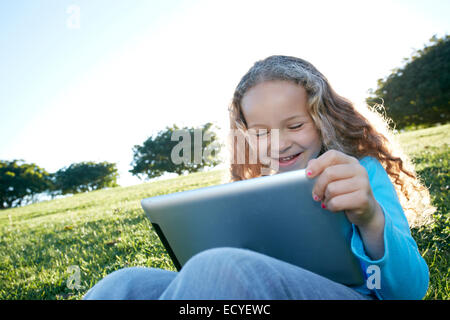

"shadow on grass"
[0, 209, 172, 300]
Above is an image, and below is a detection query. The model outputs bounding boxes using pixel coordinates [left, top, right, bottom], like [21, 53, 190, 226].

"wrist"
[357, 202, 385, 260]
[359, 201, 384, 233]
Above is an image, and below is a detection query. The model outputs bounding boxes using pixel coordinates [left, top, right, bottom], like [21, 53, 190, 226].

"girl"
[84, 55, 433, 300]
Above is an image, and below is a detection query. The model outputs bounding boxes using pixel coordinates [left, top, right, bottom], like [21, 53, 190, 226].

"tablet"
[141, 169, 365, 286]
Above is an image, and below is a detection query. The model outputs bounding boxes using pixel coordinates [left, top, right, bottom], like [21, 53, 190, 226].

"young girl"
[83, 55, 433, 300]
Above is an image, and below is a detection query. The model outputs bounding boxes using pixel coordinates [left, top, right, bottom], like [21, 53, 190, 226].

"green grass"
[0, 124, 449, 300]
[396, 123, 450, 156]
[404, 124, 450, 300]
[0, 170, 228, 299]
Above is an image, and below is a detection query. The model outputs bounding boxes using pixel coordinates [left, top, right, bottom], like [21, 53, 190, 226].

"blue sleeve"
[350, 156, 429, 300]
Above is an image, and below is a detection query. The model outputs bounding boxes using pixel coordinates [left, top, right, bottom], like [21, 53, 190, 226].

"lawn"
[0, 124, 448, 300]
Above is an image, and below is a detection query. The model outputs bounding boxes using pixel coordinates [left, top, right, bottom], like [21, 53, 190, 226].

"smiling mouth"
[277, 152, 302, 166]
[279, 152, 301, 161]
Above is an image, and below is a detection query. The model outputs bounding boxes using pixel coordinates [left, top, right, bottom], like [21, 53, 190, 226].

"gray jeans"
[83, 247, 374, 300]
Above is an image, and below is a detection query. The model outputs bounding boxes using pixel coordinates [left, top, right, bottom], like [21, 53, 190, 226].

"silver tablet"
[141, 169, 365, 286]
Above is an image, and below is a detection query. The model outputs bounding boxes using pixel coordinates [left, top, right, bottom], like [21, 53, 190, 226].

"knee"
[83, 267, 142, 299]
[171, 248, 284, 299]
[182, 247, 266, 276]
[98, 266, 152, 286]
[186, 247, 251, 264]
[83, 267, 176, 300]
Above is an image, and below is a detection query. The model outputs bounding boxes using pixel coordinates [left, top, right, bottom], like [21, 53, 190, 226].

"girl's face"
[241, 80, 322, 173]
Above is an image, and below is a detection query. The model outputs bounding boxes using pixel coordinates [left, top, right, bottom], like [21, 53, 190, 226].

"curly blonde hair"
[227, 55, 434, 228]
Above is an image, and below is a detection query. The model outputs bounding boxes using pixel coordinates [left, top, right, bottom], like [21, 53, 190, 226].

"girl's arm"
[352, 157, 429, 300]
[306, 151, 429, 300]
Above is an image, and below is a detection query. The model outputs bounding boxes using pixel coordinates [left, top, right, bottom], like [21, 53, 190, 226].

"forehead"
[241, 80, 309, 127]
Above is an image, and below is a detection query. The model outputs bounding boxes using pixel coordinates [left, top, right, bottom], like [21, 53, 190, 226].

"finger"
[312, 164, 358, 201]
[306, 150, 358, 179]
[323, 176, 362, 201]
[323, 189, 366, 213]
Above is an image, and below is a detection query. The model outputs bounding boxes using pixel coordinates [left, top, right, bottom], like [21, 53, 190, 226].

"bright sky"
[1, 0, 449, 186]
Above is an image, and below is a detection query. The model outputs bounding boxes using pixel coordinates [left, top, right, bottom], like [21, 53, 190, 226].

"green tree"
[52, 161, 119, 195]
[366, 35, 450, 129]
[130, 122, 222, 180]
[0, 160, 52, 209]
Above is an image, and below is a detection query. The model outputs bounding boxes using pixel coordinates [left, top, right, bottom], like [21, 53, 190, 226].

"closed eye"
[288, 123, 303, 129]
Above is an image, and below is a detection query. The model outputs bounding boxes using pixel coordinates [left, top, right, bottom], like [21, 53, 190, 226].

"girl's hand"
[305, 150, 383, 230]
[305, 150, 385, 260]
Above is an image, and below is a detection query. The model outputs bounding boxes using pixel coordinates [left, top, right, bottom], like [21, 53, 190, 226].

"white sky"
[1, 0, 449, 186]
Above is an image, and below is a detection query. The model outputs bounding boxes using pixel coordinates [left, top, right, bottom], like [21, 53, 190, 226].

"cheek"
[311, 132, 322, 150]
[292, 130, 321, 148]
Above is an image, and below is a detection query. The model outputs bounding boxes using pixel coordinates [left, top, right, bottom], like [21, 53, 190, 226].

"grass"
[0, 124, 449, 300]
[401, 124, 450, 300]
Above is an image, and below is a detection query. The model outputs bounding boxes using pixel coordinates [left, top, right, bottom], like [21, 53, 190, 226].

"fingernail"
[306, 170, 312, 176]
[321, 203, 326, 209]
[313, 194, 319, 201]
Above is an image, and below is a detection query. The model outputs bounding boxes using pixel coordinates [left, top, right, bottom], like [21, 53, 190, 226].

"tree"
[52, 161, 119, 195]
[0, 160, 52, 209]
[130, 122, 222, 180]
[366, 35, 450, 129]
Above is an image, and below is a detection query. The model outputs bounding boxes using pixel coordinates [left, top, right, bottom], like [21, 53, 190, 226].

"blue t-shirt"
[350, 156, 429, 300]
